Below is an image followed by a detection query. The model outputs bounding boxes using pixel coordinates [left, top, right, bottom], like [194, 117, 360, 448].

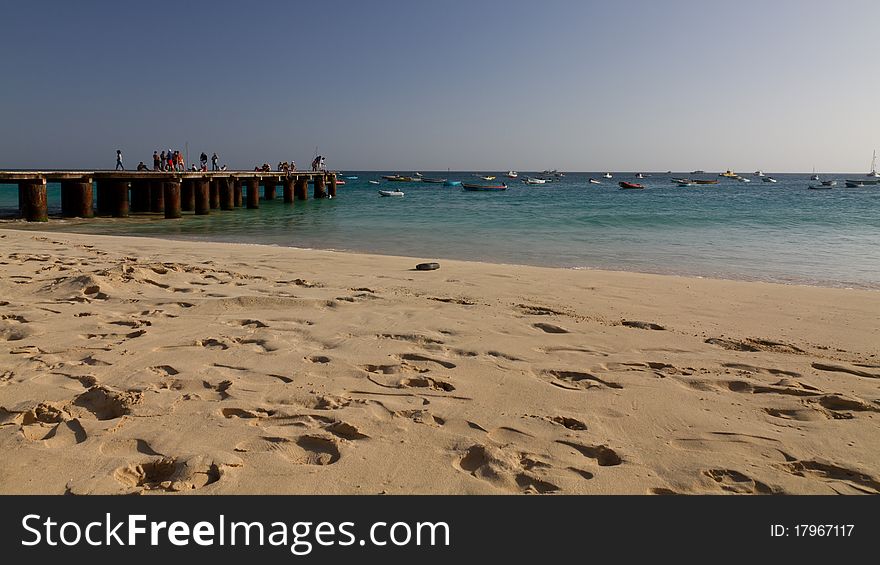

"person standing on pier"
[116, 149, 124, 170]
[159, 150, 166, 171]
[166, 149, 174, 171]
[176, 151, 184, 171]
[200, 152, 208, 170]
[153, 151, 161, 170]
[211, 153, 219, 171]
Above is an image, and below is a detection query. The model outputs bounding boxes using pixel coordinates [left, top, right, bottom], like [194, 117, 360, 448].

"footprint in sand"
[542, 370, 622, 391]
[556, 440, 622, 467]
[234, 435, 341, 466]
[113, 455, 229, 492]
[702, 468, 779, 494]
[456, 444, 560, 494]
[781, 460, 880, 494]
[621, 320, 665, 331]
[533, 323, 569, 334]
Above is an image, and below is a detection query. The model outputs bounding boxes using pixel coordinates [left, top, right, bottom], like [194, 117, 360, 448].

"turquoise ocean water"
[1, 172, 878, 289]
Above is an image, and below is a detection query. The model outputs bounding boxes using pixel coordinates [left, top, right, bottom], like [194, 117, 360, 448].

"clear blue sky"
[1, 0, 878, 172]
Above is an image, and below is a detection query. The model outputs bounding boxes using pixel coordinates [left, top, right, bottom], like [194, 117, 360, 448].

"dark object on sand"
[416, 262, 440, 271]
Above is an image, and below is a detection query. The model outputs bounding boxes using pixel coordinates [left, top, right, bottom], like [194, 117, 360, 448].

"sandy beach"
[0, 228, 877, 495]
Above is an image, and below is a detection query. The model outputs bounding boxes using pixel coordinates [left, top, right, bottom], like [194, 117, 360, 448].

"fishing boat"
[443, 180, 462, 187]
[524, 177, 547, 185]
[754, 170, 765, 177]
[720, 170, 739, 179]
[420, 177, 447, 184]
[398, 176, 419, 182]
[378, 189, 404, 197]
[692, 179, 719, 185]
[762, 177, 777, 183]
[382, 174, 403, 181]
[462, 182, 508, 191]
[635, 173, 645, 179]
[506, 171, 518, 178]
[588, 178, 602, 185]
[845, 179, 877, 187]
[336, 179, 346, 185]
[618, 181, 644, 189]
[476, 175, 496, 181]
[671, 178, 690, 183]
[808, 184, 832, 190]
[368, 180, 380, 185]
[603, 172, 613, 179]
[735, 176, 751, 183]
[810, 168, 819, 181]
[691, 170, 706, 174]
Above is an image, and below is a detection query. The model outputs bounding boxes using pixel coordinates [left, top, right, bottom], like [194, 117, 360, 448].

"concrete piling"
[194, 179, 211, 215]
[18, 179, 48, 222]
[246, 178, 260, 209]
[60, 179, 93, 218]
[313, 175, 327, 199]
[164, 181, 182, 219]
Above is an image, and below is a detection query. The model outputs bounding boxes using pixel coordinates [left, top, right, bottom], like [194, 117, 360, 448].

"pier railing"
[0, 170, 338, 222]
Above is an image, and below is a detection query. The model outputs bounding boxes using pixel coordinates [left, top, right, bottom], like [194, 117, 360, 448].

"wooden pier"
[0, 171, 338, 222]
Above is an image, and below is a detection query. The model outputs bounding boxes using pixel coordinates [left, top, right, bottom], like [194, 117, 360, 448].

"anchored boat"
[462, 182, 508, 191]
[618, 181, 645, 189]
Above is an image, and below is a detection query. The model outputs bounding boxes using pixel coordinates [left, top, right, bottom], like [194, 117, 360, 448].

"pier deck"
[0, 170, 338, 221]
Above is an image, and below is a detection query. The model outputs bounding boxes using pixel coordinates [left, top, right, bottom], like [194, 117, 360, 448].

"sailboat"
[868, 150, 880, 178]
[810, 167, 819, 181]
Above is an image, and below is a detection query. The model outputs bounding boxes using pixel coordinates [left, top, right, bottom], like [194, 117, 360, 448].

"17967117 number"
[795, 525, 854, 537]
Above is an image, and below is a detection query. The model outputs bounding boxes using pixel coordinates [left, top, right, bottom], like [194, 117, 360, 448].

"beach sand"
[0, 228, 878, 495]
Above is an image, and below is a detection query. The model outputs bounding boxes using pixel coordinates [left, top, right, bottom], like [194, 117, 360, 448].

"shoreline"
[0, 228, 878, 494]
[2, 222, 877, 291]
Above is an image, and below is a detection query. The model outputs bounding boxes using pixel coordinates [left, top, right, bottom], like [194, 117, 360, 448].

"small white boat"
[603, 172, 613, 179]
[588, 178, 602, 185]
[524, 177, 547, 185]
[762, 177, 777, 183]
[635, 173, 645, 179]
[506, 171, 518, 178]
[368, 180, 380, 185]
[808, 184, 832, 190]
[755, 170, 765, 177]
[378, 189, 404, 197]
[736, 176, 751, 183]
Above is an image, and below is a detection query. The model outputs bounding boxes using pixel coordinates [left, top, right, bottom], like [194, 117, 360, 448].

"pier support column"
[194, 179, 211, 215]
[164, 181, 182, 219]
[108, 180, 130, 217]
[220, 178, 234, 210]
[283, 177, 294, 203]
[130, 179, 151, 213]
[60, 179, 93, 218]
[150, 181, 165, 213]
[18, 178, 48, 222]
[295, 177, 308, 201]
[263, 179, 276, 201]
[328, 175, 337, 198]
[246, 178, 260, 209]
[313, 175, 327, 199]
[181, 179, 195, 212]
[210, 179, 221, 209]
[233, 179, 243, 207]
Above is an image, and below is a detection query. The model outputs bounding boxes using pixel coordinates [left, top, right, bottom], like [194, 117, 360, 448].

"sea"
[1, 172, 878, 289]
